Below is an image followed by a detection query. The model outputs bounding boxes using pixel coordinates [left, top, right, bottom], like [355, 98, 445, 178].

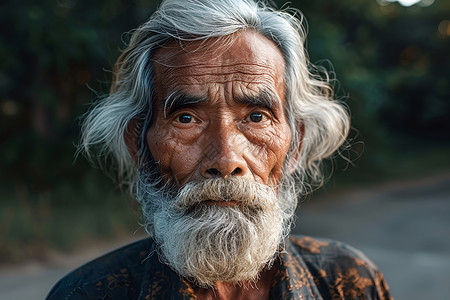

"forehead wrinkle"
[170, 72, 278, 86]
[165, 70, 278, 88]
[155, 53, 278, 74]
[174, 78, 276, 88]
[156, 66, 277, 93]
[153, 33, 286, 116]
[154, 44, 279, 67]
[171, 63, 278, 78]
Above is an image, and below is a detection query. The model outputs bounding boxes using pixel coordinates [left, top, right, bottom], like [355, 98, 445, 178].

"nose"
[200, 128, 249, 179]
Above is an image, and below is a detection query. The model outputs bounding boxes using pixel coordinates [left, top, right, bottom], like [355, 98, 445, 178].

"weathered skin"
[146, 31, 292, 299]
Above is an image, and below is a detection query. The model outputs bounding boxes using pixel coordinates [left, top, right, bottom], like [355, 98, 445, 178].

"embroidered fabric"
[47, 236, 392, 300]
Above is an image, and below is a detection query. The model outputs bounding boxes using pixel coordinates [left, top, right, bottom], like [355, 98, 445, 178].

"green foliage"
[0, 0, 158, 188]
[281, 0, 450, 183]
[0, 0, 157, 260]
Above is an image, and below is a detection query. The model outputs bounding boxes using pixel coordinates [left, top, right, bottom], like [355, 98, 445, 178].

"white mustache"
[172, 177, 278, 211]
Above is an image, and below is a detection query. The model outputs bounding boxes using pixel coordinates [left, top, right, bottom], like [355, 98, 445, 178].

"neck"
[193, 263, 277, 300]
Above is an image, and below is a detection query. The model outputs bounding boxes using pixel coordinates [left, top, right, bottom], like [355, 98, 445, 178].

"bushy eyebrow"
[162, 90, 207, 117]
[235, 88, 280, 110]
[161, 88, 280, 117]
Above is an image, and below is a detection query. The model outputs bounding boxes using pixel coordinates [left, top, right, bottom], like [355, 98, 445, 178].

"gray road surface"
[1, 174, 449, 300]
[293, 173, 450, 300]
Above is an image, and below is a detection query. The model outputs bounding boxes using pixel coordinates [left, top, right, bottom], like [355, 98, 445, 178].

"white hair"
[79, 0, 350, 194]
[137, 175, 293, 287]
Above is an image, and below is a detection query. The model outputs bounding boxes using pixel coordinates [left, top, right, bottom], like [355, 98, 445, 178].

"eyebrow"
[162, 91, 207, 117]
[235, 88, 280, 110]
[161, 88, 280, 117]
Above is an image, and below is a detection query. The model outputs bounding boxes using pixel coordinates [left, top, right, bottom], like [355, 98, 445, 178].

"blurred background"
[1, 0, 449, 299]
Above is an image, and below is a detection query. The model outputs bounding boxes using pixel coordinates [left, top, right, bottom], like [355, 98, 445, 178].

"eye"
[177, 113, 193, 123]
[247, 112, 263, 123]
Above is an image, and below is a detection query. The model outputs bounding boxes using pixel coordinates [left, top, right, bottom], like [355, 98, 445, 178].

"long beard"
[137, 176, 296, 288]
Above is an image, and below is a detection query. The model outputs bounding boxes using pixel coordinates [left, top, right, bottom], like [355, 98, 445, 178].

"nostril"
[206, 168, 221, 176]
[230, 168, 241, 176]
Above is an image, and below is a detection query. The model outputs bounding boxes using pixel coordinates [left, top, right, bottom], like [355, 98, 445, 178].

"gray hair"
[140, 176, 289, 287]
[80, 0, 350, 194]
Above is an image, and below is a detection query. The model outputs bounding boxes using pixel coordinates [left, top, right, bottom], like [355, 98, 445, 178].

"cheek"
[269, 130, 291, 181]
[243, 124, 291, 184]
[146, 126, 203, 182]
[146, 128, 172, 172]
[267, 127, 291, 173]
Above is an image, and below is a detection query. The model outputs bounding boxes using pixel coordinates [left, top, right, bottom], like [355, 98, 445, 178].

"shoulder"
[289, 235, 373, 265]
[46, 238, 155, 300]
[288, 235, 393, 300]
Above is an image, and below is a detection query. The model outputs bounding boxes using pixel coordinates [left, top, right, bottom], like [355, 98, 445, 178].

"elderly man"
[48, 0, 392, 299]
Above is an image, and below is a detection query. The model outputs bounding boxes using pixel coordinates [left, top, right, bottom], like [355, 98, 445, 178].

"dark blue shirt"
[47, 236, 392, 299]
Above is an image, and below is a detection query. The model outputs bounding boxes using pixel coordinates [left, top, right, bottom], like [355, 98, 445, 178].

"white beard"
[137, 176, 296, 288]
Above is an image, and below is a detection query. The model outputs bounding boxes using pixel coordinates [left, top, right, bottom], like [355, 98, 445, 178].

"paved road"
[1, 174, 449, 299]
[293, 173, 450, 300]
[0, 239, 144, 300]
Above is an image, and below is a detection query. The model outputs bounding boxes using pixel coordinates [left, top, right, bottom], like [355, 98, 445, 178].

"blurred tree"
[1, 0, 449, 192]
[0, 0, 157, 193]
[283, 0, 450, 181]
[0, 0, 449, 257]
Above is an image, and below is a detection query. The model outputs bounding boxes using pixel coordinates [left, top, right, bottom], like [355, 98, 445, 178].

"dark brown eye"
[178, 114, 192, 123]
[249, 112, 263, 122]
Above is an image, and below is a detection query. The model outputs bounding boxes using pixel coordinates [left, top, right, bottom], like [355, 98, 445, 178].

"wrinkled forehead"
[151, 31, 286, 98]
[153, 31, 284, 66]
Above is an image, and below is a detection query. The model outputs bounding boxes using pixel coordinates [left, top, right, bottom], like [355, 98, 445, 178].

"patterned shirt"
[47, 236, 393, 299]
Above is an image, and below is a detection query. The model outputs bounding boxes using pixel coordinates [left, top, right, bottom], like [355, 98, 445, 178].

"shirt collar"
[139, 237, 323, 299]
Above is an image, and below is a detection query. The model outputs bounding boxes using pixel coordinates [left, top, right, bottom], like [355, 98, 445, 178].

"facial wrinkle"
[148, 31, 291, 188]
[168, 140, 199, 186]
[156, 60, 277, 74]
[169, 77, 276, 91]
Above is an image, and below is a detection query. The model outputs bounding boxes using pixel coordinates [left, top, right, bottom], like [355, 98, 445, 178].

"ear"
[124, 118, 140, 166]
[286, 123, 304, 174]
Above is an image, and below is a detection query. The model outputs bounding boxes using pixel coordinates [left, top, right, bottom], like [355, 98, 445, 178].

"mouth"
[202, 200, 238, 207]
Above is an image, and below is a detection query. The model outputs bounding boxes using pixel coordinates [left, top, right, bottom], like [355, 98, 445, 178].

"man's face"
[147, 30, 291, 190]
[138, 31, 296, 286]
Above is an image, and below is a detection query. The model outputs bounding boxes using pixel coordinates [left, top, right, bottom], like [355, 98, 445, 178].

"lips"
[202, 200, 238, 207]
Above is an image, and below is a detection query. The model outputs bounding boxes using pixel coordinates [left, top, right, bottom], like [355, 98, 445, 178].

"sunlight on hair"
[80, 0, 351, 196]
[377, 0, 435, 7]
